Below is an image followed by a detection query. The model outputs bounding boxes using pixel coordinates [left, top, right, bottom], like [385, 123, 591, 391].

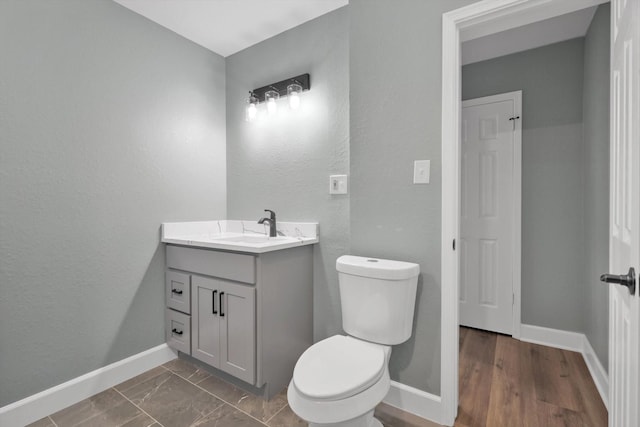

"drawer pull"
[171, 328, 183, 336]
[171, 289, 183, 295]
[220, 292, 225, 317]
[212, 290, 218, 314]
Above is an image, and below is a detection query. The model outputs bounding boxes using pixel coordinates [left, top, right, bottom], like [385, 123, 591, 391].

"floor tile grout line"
[193, 374, 212, 386]
[172, 366, 289, 426]
[161, 363, 211, 387]
[160, 363, 271, 422]
[48, 390, 126, 427]
[164, 362, 288, 426]
[161, 362, 288, 426]
[181, 372, 211, 386]
[264, 402, 289, 425]
[189, 377, 271, 426]
[114, 364, 172, 395]
[157, 370, 260, 426]
[112, 387, 165, 427]
[47, 415, 59, 427]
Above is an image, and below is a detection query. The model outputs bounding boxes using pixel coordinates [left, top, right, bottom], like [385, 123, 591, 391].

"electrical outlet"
[329, 175, 348, 194]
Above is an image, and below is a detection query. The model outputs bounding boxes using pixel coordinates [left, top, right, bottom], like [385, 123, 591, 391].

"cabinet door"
[191, 276, 221, 368]
[219, 281, 255, 384]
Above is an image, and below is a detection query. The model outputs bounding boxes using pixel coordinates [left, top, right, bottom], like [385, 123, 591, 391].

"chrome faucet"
[258, 209, 277, 237]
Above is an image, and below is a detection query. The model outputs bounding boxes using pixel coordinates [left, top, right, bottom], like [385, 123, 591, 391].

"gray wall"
[350, 0, 477, 394]
[582, 4, 610, 370]
[0, 0, 226, 406]
[225, 8, 350, 341]
[462, 39, 586, 333]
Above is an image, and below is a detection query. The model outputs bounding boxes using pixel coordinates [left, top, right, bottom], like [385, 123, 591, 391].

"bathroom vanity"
[162, 220, 317, 399]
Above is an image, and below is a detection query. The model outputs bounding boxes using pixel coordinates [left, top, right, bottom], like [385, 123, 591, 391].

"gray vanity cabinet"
[165, 244, 312, 399]
[191, 275, 255, 384]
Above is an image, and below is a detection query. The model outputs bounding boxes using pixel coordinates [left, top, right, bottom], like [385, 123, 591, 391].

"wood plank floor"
[457, 327, 607, 427]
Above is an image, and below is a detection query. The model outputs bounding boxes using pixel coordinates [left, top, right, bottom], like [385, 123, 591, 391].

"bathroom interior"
[0, 0, 618, 426]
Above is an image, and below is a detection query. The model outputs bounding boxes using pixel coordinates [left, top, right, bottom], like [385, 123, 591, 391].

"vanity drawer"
[166, 309, 191, 354]
[166, 245, 256, 284]
[166, 270, 191, 314]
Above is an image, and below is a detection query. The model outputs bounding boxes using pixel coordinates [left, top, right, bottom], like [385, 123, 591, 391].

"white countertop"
[161, 220, 319, 254]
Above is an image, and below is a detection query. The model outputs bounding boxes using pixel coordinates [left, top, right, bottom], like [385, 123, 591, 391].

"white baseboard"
[520, 324, 584, 352]
[581, 336, 609, 409]
[520, 323, 608, 409]
[0, 344, 177, 427]
[383, 380, 444, 425]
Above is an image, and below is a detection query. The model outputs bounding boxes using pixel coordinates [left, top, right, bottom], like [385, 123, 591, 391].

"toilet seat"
[292, 335, 386, 401]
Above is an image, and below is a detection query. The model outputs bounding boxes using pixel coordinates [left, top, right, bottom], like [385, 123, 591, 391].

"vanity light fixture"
[246, 73, 310, 121]
[245, 91, 259, 122]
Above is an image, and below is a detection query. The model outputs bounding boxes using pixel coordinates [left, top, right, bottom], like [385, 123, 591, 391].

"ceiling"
[113, 0, 348, 57]
[462, 6, 598, 65]
[114, 1, 598, 64]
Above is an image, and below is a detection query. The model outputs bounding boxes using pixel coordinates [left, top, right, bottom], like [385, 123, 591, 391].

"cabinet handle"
[212, 290, 217, 314]
[171, 289, 183, 295]
[171, 328, 183, 336]
[219, 292, 225, 317]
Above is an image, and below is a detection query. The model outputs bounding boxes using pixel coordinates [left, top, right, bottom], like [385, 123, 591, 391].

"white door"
[605, 0, 640, 425]
[460, 91, 521, 335]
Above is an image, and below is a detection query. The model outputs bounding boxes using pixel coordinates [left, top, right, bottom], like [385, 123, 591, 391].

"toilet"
[288, 255, 419, 427]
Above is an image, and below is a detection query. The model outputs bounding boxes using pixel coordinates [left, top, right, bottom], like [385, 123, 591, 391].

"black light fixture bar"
[251, 73, 310, 101]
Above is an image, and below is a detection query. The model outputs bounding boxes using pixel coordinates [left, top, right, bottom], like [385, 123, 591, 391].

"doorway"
[440, 0, 611, 424]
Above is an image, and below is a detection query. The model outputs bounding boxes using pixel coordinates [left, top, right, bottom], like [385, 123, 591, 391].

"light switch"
[413, 160, 430, 184]
[329, 175, 348, 194]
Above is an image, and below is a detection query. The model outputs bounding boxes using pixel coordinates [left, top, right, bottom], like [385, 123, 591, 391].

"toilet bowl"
[288, 255, 419, 427]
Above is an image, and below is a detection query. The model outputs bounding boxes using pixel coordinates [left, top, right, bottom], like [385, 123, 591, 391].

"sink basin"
[215, 235, 291, 244]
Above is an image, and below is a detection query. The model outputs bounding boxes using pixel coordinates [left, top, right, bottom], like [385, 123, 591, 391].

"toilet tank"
[337, 255, 419, 345]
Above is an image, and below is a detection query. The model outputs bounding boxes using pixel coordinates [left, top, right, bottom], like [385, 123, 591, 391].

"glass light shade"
[247, 103, 257, 121]
[245, 92, 259, 122]
[265, 90, 279, 116]
[287, 83, 302, 110]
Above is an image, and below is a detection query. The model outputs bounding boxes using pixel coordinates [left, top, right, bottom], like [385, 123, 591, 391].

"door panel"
[219, 281, 255, 384]
[479, 151, 498, 217]
[460, 92, 520, 335]
[479, 239, 498, 306]
[609, 0, 639, 424]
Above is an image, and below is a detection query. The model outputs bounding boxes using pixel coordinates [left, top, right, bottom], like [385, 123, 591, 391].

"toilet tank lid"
[336, 255, 419, 280]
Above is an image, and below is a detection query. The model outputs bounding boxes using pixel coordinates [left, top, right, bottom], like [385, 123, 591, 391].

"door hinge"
[512, 293, 515, 305]
[453, 238, 456, 251]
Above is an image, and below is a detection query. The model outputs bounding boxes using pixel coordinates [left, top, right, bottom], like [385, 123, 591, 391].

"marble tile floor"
[27, 358, 438, 427]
